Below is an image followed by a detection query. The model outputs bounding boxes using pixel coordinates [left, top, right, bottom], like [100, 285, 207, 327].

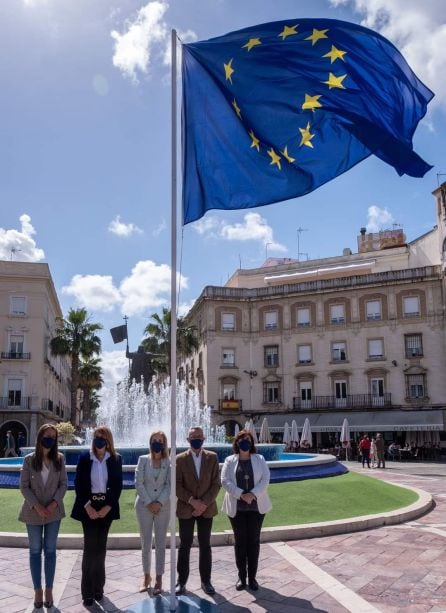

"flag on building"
[110, 324, 127, 344]
[182, 18, 434, 224]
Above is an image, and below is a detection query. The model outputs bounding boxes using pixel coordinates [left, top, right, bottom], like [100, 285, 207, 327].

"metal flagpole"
[169, 28, 178, 612]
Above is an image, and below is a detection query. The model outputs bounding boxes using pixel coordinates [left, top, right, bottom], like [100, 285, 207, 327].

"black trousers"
[362, 449, 371, 468]
[81, 518, 112, 600]
[177, 516, 213, 584]
[229, 511, 265, 581]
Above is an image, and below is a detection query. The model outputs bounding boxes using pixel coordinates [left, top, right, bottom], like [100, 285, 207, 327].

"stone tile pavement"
[1, 461, 446, 612]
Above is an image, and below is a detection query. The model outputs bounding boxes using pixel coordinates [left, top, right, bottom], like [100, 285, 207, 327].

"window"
[366, 300, 381, 320]
[332, 342, 347, 361]
[330, 304, 345, 324]
[223, 383, 236, 400]
[406, 374, 425, 399]
[222, 348, 235, 366]
[264, 311, 278, 330]
[403, 296, 420, 318]
[368, 339, 384, 359]
[405, 334, 423, 358]
[10, 296, 26, 316]
[8, 379, 22, 406]
[263, 381, 280, 403]
[222, 312, 235, 331]
[298, 344, 312, 364]
[300, 382, 312, 408]
[297, 307, 311, 327]
[335, 380, 347, 407]
[264, 345, 279, 367]
[371, 378, 385, 406]
[10, 335, 24, 356]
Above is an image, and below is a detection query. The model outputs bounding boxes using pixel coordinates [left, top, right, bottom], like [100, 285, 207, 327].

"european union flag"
[182, 18, 433, 224]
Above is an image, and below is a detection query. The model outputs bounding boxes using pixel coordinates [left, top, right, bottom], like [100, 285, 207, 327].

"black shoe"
[82, 598, 94, 607]
[175, 583, 186, 595]
[94, 593, 104, 601]
[236, 579, 247, 591]
[33, 603, 43, 610]
[201, 581, 216, 595]
[248, 578, 259, 591]
[43, 601, 54, 609]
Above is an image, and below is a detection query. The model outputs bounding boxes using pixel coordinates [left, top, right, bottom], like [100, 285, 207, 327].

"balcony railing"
[293, 393, 392, 410]
[219, 399, 243, 411]
[0, 397, 31, 410]
[1, 352, 31, 360]
[42, 399, 54, 412]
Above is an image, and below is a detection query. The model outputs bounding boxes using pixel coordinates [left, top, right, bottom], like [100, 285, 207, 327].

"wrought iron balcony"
[292, 393, 392, 410]
[0, 396, 31, 410]
[1, 352, 31, 360]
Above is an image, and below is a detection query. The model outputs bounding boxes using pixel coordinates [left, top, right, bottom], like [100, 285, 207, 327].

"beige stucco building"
[0, 261, 71, 449]
[181, 183, 446, 446]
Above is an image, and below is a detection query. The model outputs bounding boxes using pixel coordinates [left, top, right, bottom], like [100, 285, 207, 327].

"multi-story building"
[181, 183, 446, 446]
[0, 261, 71, 449]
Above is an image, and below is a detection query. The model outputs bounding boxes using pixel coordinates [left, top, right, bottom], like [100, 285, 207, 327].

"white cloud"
[220, 213, 287, 252]
[178, 300, 196, 317]
[99, 350, 129, 395]
[62, 275, 121, 312]
[366, 205, 396, 232]
[111, 1, 169, 82]
[108, 215, 143, 237]
[192, 216, 221, 236]
[330, 0, 446, 110]
[152, 219, 167, 237]
[0, 214, 45, 262]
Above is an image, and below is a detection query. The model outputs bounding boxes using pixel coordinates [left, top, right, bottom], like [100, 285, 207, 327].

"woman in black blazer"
[71, 426, 122, 607]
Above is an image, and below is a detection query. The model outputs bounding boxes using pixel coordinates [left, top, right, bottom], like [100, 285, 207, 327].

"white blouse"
[90, 451, 110, 493]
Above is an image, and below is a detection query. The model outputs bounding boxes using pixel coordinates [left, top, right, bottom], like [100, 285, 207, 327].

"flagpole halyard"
[169, 27, 178, 612]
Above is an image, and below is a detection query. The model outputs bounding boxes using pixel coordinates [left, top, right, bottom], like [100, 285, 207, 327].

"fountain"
[0, 379, 347, 487]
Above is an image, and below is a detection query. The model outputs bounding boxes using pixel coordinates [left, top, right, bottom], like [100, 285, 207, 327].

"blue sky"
[1, 0, 445, 387]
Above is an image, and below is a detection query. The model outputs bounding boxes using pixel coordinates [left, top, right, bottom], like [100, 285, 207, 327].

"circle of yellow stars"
[221, 25, 348, 171]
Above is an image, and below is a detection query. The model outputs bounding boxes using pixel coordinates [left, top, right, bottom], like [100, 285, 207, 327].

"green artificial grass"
[0, 472, 417, 535]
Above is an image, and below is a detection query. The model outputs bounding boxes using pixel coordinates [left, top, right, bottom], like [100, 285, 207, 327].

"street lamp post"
[243, 369, 257, 413]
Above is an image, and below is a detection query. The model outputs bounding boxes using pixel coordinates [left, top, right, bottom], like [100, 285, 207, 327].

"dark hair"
[92, 425, 117, 458]
[233, 429, 256, 454]
[32, 424, 62, 472]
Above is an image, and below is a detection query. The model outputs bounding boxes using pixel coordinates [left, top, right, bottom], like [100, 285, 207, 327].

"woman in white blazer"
[135, 430, 170, 595]
[221, 429, 272, 591]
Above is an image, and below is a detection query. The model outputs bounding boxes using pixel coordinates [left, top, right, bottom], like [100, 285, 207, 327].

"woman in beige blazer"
[19, 424, 67, 610]
[135, 430, 170, 594]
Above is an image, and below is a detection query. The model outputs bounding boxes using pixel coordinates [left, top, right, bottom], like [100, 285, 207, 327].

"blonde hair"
[149, 430, 169, 459]
[92, 426, 117, 458]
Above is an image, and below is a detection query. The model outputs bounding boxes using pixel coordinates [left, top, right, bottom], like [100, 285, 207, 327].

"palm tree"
[78, 357, 103, 424]
[50, 308, 102, 425]
[142, 307, 198, 376]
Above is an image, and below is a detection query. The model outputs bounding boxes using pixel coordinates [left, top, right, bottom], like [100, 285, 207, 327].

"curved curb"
[0, 482, 432, 549]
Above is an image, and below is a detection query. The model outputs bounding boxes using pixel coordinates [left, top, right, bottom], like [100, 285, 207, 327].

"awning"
[268, 409, 444, 433]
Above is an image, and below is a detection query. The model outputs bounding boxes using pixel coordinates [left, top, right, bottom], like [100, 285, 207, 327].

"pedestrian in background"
[375, 433, 385, 468]
[359, 434, 371, 468]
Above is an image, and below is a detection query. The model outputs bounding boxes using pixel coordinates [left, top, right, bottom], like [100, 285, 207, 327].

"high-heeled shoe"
[33, 603, 43, 610]
[43, 601, 54, 609]
[139, 573, 151, 592]
[153, 576, 163, 596]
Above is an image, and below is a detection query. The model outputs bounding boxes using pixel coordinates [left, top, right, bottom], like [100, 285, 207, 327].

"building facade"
[181, 184, 446, 446]
[0, 261, 71, 450]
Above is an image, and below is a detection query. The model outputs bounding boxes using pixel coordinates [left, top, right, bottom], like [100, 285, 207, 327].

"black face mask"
[190, 438, 204, 450]
[94, 437, 107, 449]
[238, 439, 252, 452]
[151, 441, 164, 454]
[41, 437, 56, 450]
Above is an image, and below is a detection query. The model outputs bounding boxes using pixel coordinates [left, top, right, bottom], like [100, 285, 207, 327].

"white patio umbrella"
[283, 422, 291, 448]
[291, 420, 299, 450]
[245, 419, 258, 444]
[259, 417, 271, 443]
[300, 418, 312, 449]
[234, 423, 240, 437]
[340, 418, 350, 461]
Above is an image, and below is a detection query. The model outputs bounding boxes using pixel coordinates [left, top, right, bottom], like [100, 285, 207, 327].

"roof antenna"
[10, 247, 22, 261]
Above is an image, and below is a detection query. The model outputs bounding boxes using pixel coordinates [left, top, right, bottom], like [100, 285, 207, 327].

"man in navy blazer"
[176, 426, 220, 595]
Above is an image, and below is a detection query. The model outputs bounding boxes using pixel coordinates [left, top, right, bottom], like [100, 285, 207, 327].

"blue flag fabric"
[182, 18, 433, 224]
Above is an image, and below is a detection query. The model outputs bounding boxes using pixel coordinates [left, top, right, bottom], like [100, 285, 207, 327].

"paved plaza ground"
[1, 461, 446, 613]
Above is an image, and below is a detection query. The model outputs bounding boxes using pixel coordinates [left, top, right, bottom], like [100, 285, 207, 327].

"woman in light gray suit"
[135, 430, 170, 595]
[19, 423, 67, 610]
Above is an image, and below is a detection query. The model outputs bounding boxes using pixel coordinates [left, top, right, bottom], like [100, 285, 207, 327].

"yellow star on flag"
[243, 38, 262, 51]
[302, 94, 322, 111]
[278, 24, 299, 40]
[232, 98, 242, 119]
[299, 122, 315, 148]
[281, 146, 295, 163]
[322, 45, 347, 63]
[322, 72, 347, 89]
[267, 148, 282, 169]
[224, 58, 235, 83]
[305, 28, 329, 45]
[249, 130, 260, 151]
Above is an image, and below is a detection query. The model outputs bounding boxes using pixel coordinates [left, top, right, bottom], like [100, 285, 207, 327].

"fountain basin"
[0, 449, 346, 488]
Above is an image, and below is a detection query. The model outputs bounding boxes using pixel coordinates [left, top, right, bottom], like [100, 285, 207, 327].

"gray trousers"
[135, 503, 169, 575]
